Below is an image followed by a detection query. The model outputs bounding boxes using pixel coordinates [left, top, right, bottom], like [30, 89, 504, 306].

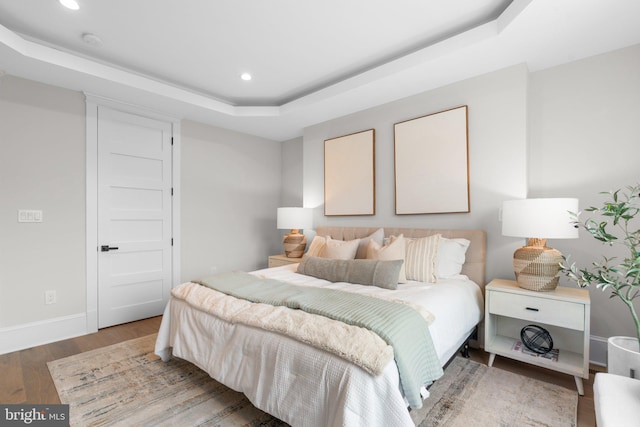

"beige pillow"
[404, 234, 441, 283]
[366, 234, 407, 283]
[322, 236, 360, 260]
[306, 235, 326, 257]
[355, 228, 384, 259]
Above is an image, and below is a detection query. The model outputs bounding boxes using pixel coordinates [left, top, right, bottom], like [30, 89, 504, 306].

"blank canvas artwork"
[394, 106, 469, 214]
[324, 129, 375, 216]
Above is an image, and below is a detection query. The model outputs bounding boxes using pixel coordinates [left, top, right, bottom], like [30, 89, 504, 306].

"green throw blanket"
[195, 271, 443, 409]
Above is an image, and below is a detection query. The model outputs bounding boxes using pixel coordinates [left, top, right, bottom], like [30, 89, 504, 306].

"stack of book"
[511, 340, 559, 362]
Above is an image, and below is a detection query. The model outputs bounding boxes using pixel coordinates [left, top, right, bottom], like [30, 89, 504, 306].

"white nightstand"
[484, 278, 590, 395]
[268, 254, 302, 268]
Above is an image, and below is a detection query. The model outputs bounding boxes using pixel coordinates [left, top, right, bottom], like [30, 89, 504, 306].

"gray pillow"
[297, 256, 403, 290]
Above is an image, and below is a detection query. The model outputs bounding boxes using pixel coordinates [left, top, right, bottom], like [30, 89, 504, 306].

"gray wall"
[302, 64, 531, 283]
[280, 136, 304, 207]
[528, 44, 640, 341]
[0, 75, 86, 328]
[180, 120, 282, 282]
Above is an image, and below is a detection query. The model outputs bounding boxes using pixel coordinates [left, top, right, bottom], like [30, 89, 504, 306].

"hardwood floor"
[0, 316, 162, 405]
[0, 316, 598, 426]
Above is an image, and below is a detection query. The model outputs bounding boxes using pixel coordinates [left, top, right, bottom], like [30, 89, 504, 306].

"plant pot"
[608, 336, 640, 379]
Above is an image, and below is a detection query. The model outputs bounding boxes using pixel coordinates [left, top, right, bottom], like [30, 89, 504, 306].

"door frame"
[85, 94, 181, 333]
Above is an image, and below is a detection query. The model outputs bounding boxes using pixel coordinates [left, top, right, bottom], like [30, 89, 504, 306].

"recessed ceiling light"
[240, 73, 252, 81]
[59, 0, 80, 10]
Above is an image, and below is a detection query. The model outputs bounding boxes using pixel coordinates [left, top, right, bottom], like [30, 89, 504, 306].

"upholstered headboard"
[315, 226, 487, 289]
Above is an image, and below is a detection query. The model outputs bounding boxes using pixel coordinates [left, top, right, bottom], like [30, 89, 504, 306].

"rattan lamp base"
[513, 238, 562, 292]
[283, 229, 307, 258]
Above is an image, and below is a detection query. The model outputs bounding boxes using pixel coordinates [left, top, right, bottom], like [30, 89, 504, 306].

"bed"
[155, 226, 486, 427]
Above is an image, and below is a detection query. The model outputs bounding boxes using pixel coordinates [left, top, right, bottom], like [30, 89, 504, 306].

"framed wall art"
[394, 105, 469, 214]
[324, 129, 375, 216]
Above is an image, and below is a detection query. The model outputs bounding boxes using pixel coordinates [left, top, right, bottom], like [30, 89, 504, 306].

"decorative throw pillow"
[355, 228, 385, 259]
[297, 256, 403, 290]
[366, 234, 407, 283]
[306, 235, 326, 257]
[322, 236, 360, 260]
[437, 237, 470, 278]
[404, 234, 441, 283]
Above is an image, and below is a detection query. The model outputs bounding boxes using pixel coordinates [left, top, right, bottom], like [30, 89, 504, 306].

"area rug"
[48, 334, 578, 426]
[47, 334, 286, 426]
[411, 356, 578, 427]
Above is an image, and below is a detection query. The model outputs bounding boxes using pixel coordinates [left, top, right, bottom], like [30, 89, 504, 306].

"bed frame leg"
[459, 327, 476, 358]
[460, 343, 470, 358]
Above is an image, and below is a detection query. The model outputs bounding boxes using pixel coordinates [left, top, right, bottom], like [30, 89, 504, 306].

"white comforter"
[155, 264, 483, 427]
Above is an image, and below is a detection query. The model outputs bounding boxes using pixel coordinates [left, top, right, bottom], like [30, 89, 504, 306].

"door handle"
[100, 245, 119, 252]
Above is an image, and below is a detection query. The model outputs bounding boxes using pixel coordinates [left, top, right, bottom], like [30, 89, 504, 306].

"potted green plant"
[561, 184, 640, 378]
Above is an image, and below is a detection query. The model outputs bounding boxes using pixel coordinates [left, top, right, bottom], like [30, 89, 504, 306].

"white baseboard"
[590, 335, 608, 367]
[0, 313, 88, 355]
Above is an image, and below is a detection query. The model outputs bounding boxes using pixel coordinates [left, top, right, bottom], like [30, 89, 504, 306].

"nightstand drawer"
[489, 292, 585, 330]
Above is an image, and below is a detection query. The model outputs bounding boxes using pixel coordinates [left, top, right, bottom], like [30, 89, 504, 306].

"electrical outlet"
[45, 290, 57, 305]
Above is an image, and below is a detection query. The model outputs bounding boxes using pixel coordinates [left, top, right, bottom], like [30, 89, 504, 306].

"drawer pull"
[525, 307, 539, 312]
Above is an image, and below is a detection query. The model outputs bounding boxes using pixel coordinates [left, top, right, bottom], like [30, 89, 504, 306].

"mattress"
[155, 264, 484, 427]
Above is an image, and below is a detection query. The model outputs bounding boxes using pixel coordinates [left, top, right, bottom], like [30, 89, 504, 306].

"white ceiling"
[1, 0, 640, 140]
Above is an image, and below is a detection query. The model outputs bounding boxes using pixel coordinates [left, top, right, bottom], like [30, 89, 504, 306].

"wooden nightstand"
[268, 254, 302, 268]
[484, 278, 590, 395]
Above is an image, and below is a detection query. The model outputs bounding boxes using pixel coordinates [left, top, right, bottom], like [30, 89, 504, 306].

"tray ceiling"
[1, 0, 639, 140]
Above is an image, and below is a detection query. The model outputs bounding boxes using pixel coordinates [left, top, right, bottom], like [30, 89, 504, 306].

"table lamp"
[277, 207, 313, 258]
[502, 198, 579, 291]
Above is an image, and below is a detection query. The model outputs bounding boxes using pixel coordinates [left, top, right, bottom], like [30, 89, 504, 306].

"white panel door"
[97, 106, 173, 328]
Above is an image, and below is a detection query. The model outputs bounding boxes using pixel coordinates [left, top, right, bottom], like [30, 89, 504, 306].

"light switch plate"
[18, 210, 43, 223]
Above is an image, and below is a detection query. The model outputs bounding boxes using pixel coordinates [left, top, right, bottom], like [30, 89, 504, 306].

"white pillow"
[366, 234, 406, 283]
[322, 236, 360, 260]
[404, 234, 441, 283]
[438, 237, 470, 278]
[355, 228, 384, 259]
[306, 235, 326, 257]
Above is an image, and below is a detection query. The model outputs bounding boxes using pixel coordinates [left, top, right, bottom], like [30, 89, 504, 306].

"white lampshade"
[502, 198, 579, 239]
[277, 207, 312, 230]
